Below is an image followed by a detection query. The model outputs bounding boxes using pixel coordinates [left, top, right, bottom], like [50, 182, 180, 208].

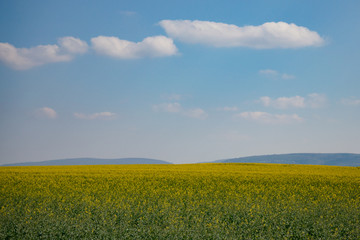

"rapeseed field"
[0, 163, 359, 239]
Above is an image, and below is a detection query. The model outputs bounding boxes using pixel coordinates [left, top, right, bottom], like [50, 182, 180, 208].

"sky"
[0, 0, 360, 164]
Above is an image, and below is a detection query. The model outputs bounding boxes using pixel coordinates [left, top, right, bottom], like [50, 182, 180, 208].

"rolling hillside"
[215, 153, 360, 166]
[2, 158, 172, 166]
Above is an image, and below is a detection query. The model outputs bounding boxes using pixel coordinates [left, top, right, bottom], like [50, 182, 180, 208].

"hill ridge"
[2, 157, 172, 166]
[214, 153, 360, 167]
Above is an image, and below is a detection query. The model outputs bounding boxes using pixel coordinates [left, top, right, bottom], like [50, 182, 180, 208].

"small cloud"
[152, 102, 182, 113]
[236, 111, 303, 124]
[259, 93, 326, 109]
[218, 106, 238, 112]
[259, 69, 279, 76]
[74, 112, 116, 120]
[58, 36, 88, 54]
[161, 93, 182, 101]
[259, 96, 305, 109]
[159, 20, 324, 48]
[341, 97, 360, 106]
[91, 35, 178, 59]
[35, 107, 57, 119]
[281, 73, 295, 80]
[259, 69, 295, 80]
[0, 37, 88, 70]
[184, 108, 208, 119]
[306, 93, 327, 108]
[153, 102, 207, 119]
[120, 11, 137, 17]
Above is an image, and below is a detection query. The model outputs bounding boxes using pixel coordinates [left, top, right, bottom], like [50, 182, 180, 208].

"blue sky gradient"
[1, 0, 359, 164]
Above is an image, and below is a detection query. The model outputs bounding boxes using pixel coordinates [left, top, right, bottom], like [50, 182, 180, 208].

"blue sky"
[1, 0, 359, 164]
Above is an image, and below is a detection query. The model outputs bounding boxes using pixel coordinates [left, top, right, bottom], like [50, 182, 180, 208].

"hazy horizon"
[1, 1, 360, 164]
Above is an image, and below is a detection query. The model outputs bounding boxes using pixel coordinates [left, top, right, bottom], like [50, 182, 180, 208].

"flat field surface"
[0, 163, 359, 239]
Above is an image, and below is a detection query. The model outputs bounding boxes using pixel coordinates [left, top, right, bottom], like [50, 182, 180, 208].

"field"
[0, 164, 359, 239]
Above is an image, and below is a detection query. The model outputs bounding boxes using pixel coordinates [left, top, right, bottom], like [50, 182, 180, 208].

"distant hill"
[214, 153, 360, 167]
[1, 158, 172, 166]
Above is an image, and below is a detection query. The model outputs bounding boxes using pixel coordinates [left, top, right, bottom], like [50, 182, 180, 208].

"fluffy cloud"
[259, 93, 326, 109]
[161, 93, 183, 101]
[341, 97, 360, 106]
[91, 35, 178, 59]
[218, 106, 238, 112]
[260, 96, 305, 109]
[236, 111, 303, 124]
[159, 20, 324, 48]
[259, 69, 295, 80]
[153, 102, 207, 119]
[183, 108, 208, 119]
[0, 37, 88, 70]
[306, 93, 327, 108]
[58, 37, 89, 54]
[119, 11, 137, 17]
[0, 34, 176, 69]
[259, 69, 278, 76]
[35, 107, 57, 119]
[152, 102, 182, 113]
[74, 112, 116, 120]
[281, 73, 296, 80]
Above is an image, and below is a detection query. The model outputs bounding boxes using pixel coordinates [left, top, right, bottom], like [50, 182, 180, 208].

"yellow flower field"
[0, 163, 359, 239]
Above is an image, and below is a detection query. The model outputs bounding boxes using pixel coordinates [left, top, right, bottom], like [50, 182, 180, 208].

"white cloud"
[161, 93, 183, 101]
[306, 93, 327, 108]
[74, 112, 116, 120]
[281, 73, 295, 80]
[159, 20, 324, 48]
[35, 107, 57, 119]
[184, 108, 208, 119]
[152, 102, 182, 113]
[259, 69, 295, 80]
[218, 106, 238, 112]
[58, 36, 89, 54]
[0, 37, 88, 70]
[260, 96, 305, 109]
[153, 102, 207, 119]
[341, 97, 360, 106]
[236, 111, 303, 124]
[259, 93, 326, 109]
[91, 35, 178, 59]
[259, 69, 279, 76]
[120, 11, 137, 17]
